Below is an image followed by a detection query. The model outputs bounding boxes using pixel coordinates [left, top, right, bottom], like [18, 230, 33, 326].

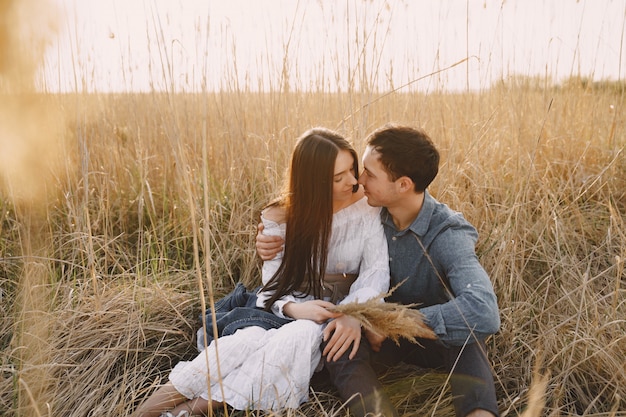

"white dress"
[168, 197, 389, 410]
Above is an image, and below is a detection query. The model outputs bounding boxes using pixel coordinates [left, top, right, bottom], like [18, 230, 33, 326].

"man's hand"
[363, 327, 386, 352]
[256, 223, 284, 261]
[283, 300, 342, 323]
[322, 315, 362, 362]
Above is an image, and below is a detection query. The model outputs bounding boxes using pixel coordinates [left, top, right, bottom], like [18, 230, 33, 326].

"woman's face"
[332, 149, 358, 204]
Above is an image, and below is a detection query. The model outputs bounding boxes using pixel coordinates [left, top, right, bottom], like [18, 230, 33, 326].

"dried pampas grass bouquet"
[329, 283, 437, 344]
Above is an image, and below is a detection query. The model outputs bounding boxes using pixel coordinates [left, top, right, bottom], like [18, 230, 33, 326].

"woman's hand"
[322, 315, 362, 361]
[256, 223, 284, 261]
[283, 299, 341, 323]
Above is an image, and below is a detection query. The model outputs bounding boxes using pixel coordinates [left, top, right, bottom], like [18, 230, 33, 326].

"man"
[257, 125, 500, 417]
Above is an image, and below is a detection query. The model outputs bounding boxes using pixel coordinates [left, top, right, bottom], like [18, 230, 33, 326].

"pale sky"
[42, 0, 626, 93]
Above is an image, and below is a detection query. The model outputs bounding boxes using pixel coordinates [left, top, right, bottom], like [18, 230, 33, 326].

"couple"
[134, 125, 500, 417]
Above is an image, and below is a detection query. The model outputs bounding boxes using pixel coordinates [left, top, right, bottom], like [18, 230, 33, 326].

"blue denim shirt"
[382, 190, 500, 346]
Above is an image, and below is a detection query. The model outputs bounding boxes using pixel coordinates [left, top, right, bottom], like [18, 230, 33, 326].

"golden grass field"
[1, 0, 625, 415]
[0, 81, 624, 417]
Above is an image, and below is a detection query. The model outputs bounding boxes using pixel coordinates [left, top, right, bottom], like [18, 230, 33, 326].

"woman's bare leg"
[133, 382, 223, 417]
[169, 396, 223, 416]
[133, 382, 189, 417]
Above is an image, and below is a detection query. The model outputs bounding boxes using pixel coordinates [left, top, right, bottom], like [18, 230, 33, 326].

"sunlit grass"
[1, 81, 624, 416]
[1, 0, 626, 415]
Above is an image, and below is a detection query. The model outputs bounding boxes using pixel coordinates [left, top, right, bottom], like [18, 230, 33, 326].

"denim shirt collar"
[381, 189, 435, 237]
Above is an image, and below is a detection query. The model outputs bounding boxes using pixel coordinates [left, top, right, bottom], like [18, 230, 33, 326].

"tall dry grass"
[2, 0, 626, 415]
[1, 82, 624, 416]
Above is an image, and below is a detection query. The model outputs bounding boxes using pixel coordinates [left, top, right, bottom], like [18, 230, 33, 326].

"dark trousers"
[322, 337, 499, 417]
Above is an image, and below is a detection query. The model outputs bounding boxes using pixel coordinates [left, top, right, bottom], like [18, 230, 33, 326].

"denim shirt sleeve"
[419, 222, 500, 346]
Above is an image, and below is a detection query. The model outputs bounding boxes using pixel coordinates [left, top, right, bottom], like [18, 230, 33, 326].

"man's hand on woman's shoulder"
[256, 223, 285, 261]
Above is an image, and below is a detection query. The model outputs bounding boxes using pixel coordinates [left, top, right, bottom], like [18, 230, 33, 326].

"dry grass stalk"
[329, 284, 437, 344]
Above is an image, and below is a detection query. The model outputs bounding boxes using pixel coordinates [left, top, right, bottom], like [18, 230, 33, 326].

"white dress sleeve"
[340, 206, 389, 305]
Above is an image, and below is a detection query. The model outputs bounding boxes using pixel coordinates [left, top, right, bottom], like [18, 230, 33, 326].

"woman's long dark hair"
[262, 127, 359, 311]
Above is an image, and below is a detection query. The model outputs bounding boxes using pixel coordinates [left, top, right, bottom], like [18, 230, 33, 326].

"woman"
[133, 127, 389, 417]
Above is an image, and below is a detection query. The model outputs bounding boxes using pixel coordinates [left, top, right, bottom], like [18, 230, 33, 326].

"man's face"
[358, 146, 398, 207]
